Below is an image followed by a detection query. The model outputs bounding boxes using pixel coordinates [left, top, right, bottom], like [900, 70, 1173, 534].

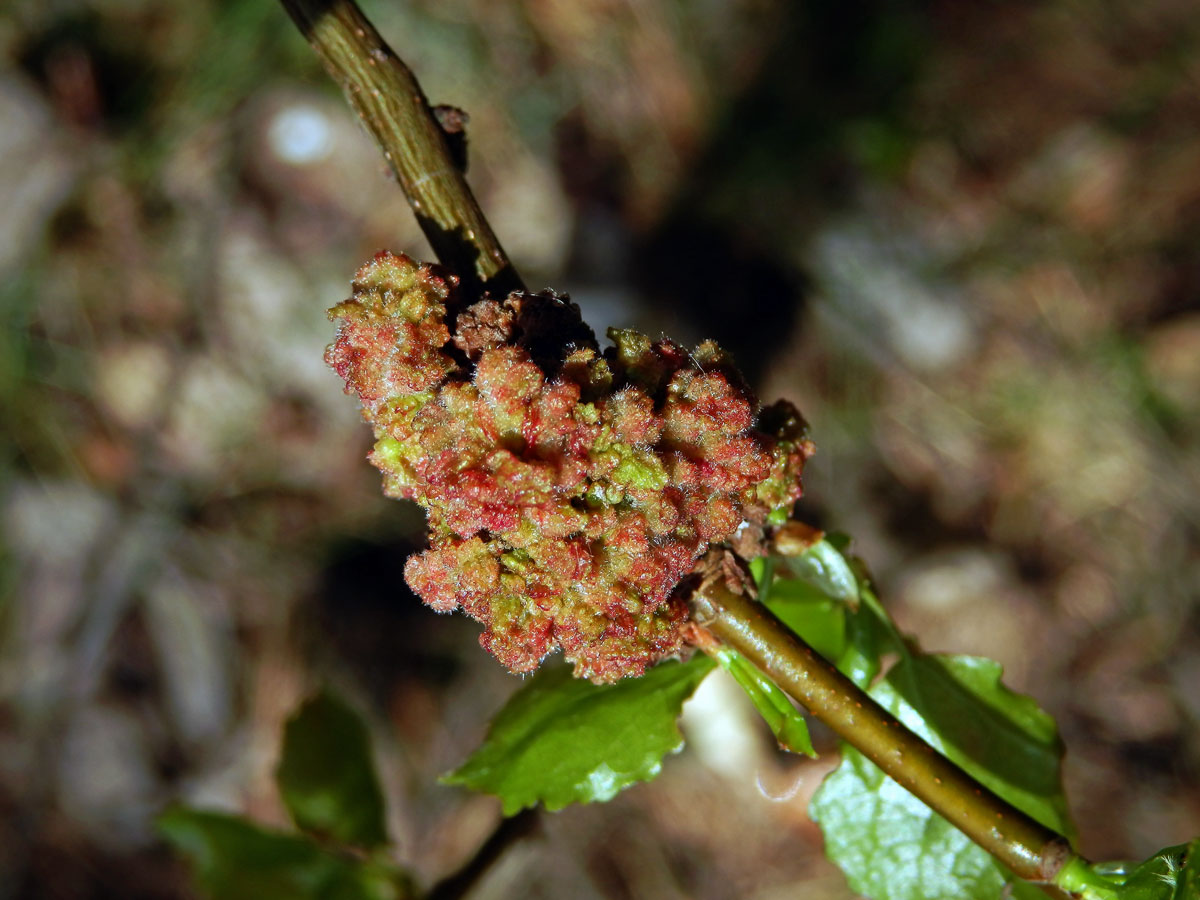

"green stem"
[278, 0, 524, 301]
[1051, 857, 1123, 900]
[689, 576, 1078, 898]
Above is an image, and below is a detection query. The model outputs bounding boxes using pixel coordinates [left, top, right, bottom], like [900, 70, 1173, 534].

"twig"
[688, 574, 1076, 898]
[427, 809, 540, 900]
[278, 0, 524, 302]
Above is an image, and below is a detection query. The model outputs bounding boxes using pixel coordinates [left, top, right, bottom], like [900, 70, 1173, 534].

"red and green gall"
[328, 251, 812, 683]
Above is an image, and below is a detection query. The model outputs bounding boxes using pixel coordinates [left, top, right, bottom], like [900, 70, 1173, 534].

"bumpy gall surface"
[329, 251, 813, 682]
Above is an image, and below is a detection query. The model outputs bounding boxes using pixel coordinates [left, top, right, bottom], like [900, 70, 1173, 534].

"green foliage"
[765, 538, 1074, 900]
[808, 656, 1070, 900]
[277, 691, 389, 849]
[1053, 841, 1200, 900]
[1111, 841, 1200, 900]
[755, 563, 846, 662]
[161, 543, 1200, 900]
[884, 654, 1072, 837]
[810, 750, 1046, 900]
[711, 645, 815, 756]
[755, 539, 899, 688]
[158, 810, 412, 900]
[771, 537, 859, 605]
[161, 690, 411, 900]
[442, 655, 715, 814]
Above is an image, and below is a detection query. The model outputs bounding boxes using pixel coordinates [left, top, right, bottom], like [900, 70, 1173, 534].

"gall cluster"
[328, 251, 812, 682]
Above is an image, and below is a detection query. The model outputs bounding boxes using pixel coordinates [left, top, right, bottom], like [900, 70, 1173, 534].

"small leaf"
[764, 537, 904, 688]
[1087, 840, 1200, 900]
[158, 809, 413, 900]
[837, 594, 895, 688]
[748, 555, 774, 594]
[277, 690, 388, 849]
[443, 655, 715, 814]
[761, 576, 847, 664]
[810, 654, 1073, 900]
[781, 537, 859, 604]
[714, 646, 815, 756]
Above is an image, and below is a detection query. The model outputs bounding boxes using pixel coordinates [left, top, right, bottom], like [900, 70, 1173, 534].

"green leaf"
[1180, 842, 1200, 900]
[276, 691, 389, 849]
[761, 576, 847, 664]
[810, 654, 1073, 900]
[780, 537, 859, 605]
[886, 655, 1073, 837]
[810, 748, 1046, 900]
[158, 809, 413, 900]
[1110, 841, 1200, 900]
[837, 592, 896, 688]
[748, 555, 774, 593]
[1055, 841, 1200, 900]
[763, 537, 904, 688]
[443, 655, 715, 814]
[767, 536, 1076, 900]
[714, 646, 815, 757]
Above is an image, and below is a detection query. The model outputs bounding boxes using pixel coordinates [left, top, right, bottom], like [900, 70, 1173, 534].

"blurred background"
[2, 0, 1200, 896]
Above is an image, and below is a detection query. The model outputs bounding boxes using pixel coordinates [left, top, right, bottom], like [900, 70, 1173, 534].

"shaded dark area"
[313, 534, 465, 701]
[632, 225, 808, 387]
[426, 808, 541, 900]
[628, 0, 929, 383]
[17, 10, 159, 132]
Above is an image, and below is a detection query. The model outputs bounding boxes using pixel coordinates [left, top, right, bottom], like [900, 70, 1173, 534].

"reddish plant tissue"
[328, 251, 813, 682]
